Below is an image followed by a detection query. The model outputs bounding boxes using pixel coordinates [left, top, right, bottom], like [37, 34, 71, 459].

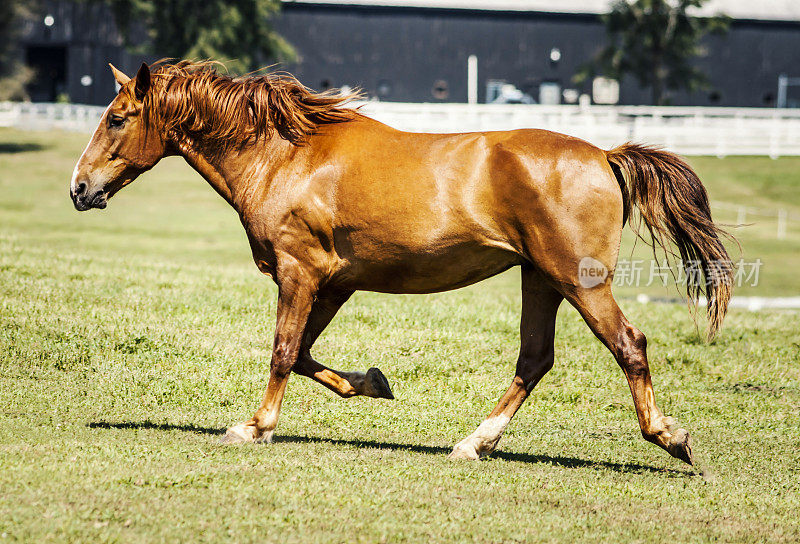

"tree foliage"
[578, 0, 729, 105]
[105, 0, 295, 73]
[0, 1, 37, 100]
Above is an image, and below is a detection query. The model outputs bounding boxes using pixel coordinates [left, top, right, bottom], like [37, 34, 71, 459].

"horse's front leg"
[221, 277, 314, 444]
[293, 288, 394, 399]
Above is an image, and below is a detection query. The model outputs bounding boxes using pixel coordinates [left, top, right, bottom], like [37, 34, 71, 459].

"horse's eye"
[108, 115, 125, 128]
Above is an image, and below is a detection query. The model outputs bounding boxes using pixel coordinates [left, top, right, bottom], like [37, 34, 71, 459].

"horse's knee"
[291, 354, 315, 379]
[620, 324, 646, 353]
[270, 343, 296, 379]
[630, 327, 647, 352]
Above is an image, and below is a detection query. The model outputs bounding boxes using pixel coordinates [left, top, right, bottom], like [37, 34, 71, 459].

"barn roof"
[281, 0, 800, 22]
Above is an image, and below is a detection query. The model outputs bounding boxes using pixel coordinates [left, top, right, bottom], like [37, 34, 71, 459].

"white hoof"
[220, 424, 257, 445]
[448, 416, 509, 460]
[448, 439, 481, 460]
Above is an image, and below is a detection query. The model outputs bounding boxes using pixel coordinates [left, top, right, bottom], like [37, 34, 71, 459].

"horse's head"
[70, 63, 165, 211]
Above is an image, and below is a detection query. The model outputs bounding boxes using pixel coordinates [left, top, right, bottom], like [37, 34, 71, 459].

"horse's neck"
[174, 134, 289, 212]
[176, 140, 235, 205]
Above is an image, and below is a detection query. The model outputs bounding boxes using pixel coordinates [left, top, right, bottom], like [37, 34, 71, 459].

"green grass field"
[1, 128, 799, 542]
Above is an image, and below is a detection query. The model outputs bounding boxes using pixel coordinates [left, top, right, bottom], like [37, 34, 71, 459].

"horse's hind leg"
[565, 284, 693, 464]
[294, 289, 394, 399]
[449, 267, 562, 459]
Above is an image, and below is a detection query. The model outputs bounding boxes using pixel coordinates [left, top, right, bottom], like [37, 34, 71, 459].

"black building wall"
[19, 1, 155, 105]
[17, 1, 800, 107]
[275, 4, 604, 104]
[275, 3, 800, 107]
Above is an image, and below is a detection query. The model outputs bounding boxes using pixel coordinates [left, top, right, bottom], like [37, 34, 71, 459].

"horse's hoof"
[448, 440, 481, 460]
[365, 367, 394, 399]
[220, 424, 257, 445]
[667, 428, 694, 465]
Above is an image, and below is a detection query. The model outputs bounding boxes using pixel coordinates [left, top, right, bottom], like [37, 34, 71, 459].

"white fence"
[4, 100, 800, 157]
[0, 102, 106, 134]
[713, 201, 800, 241]
[361, 102, 800, 158]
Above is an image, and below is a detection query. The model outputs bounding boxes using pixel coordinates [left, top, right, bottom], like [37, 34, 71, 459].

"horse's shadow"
[87, 420, 691, 476]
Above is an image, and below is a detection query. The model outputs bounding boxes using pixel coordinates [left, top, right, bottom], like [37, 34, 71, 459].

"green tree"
[578, 0, 729, 105]
[105, 0, 295, 73]
[0, 1, 38, 100]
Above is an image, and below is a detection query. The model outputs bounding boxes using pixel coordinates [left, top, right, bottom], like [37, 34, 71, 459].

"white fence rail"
[0, 102, 106, 134]
[361, 103, 800, 157]
[4, 101, 800, 157]
[713, 201, 800, 241]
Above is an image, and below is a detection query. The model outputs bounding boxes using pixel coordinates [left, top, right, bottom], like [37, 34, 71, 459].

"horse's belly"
[332, 242, 522, 294]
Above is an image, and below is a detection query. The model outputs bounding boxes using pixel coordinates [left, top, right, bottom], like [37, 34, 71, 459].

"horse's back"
[330, 118, 620, 206]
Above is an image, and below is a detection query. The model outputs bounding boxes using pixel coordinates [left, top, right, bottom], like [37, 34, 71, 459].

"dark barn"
[17, 0, 800, 107]
[18, 1, 145, 105]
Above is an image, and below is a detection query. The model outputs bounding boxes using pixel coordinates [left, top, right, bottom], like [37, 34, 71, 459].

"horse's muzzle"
[71, 182, 107, 211]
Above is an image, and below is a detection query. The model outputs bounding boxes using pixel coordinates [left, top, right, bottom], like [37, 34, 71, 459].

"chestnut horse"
[70, 61, 732, 465]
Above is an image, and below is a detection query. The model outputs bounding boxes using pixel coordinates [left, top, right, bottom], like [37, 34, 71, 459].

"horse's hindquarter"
[483, 129, 626, 286]
[273, 119, 624, 294]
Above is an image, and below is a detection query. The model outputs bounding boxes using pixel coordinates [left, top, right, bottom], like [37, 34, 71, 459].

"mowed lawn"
[1, 127, 799, 543]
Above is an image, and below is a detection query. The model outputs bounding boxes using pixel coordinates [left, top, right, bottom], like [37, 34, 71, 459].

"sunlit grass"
[1, 128, 798, 542]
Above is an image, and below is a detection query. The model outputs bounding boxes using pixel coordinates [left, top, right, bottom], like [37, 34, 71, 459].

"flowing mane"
[140, 60, 361, 146]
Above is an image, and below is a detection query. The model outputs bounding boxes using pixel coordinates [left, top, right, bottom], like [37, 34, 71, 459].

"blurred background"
[3, 0, 800, 107]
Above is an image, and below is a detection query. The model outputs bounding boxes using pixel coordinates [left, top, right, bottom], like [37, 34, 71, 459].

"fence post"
[737, 207, 746, 225]
[716, 135, 727, 158]
[770, 111, 781, 159]
[467, 55, 478, 105]
[777, 209, 788, 240]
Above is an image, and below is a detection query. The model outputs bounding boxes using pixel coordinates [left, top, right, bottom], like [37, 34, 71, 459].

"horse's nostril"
[76, 182, 87, 195]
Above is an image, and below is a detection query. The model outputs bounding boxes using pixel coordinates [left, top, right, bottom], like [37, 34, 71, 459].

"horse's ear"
[109, 63, 131, 86]
[134, 62, 151, 101]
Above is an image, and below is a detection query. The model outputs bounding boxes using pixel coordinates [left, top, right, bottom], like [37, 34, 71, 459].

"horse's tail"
[606, 143, 733, 340]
